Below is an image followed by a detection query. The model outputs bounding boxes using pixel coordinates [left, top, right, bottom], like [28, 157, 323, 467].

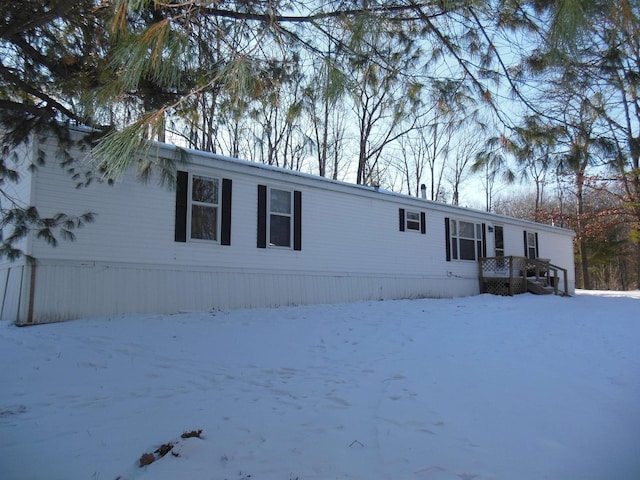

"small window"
[269, 188, 292, 247]
[447, 218, 484, 261]
[175, 171, 232, 245]
[494, 226, 504, 257]
[190, 175, 219, 241]
[526, 231, 538, 259]
[257, 185, 302, 250]
[399, 209, 426, 234]
[406, 211, 421, 231]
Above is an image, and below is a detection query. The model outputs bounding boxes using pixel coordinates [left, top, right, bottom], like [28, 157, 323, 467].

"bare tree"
[447, 128, 483, 206]
[303, 50, 351, 178]
[339, 13, 424, 185]
[396, 131, 428, 198]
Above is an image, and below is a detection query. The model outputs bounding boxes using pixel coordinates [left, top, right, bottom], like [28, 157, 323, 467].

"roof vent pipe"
[420, 184, 427, 199]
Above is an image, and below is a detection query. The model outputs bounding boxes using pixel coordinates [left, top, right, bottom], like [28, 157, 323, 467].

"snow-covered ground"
[1, 290, 639, 480]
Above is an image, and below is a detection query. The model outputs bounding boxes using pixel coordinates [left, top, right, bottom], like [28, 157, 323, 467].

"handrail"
[547, 262, 569, 296]
[479, 256, 569, 296]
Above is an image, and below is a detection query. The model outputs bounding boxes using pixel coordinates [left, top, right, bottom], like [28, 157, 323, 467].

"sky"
[1, 290, 639, 480]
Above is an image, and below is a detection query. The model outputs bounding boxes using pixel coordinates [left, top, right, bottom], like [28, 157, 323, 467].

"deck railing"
[478, 256, 569, 296]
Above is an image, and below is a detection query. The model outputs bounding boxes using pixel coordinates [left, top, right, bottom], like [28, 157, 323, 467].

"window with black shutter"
[257, 185, 302, 250]
[524, 230, 539, 259]
[446, 218, 484, 261]
[175, 171, 232, 245]
[399, 209, 426, 234]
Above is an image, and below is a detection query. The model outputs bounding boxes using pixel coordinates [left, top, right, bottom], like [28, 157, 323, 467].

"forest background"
[1, 0, 639, 290]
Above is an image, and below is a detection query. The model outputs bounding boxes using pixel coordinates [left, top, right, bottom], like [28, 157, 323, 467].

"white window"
[399, 208, 426, 234]
[189, 174, 219, 241]
[269, 187, 292, 247]
[449, 219, 483, 261]
[406, 211, 421, 231]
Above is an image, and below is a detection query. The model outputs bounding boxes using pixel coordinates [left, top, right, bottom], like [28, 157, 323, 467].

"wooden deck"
[479, 256, 569, 296]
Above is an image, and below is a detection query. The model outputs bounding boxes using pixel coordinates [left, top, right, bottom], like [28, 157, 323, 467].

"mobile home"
[0, 128, 575, 324]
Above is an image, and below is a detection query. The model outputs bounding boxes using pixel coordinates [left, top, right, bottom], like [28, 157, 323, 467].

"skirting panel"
[0, 266, 26, 323]
[23, 261, 480, 323]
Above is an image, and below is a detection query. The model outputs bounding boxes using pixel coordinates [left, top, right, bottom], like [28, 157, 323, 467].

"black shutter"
[399, 208, 405, 231]
[535, 232, 539, 258]
[523, 230, 528, 257]
[257, 185, 267, 248]
[482, 223, 487, 258]
[293, 190, 302, 251]
[221, 178, 232, 246]
[174, 171, 188, 242]
[445, 217, 451, 261]
[421, 212, 426, 234]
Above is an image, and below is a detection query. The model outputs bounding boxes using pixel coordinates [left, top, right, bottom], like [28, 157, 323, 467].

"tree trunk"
[578, 237, 590, 289]
[576, 173, 591, 289]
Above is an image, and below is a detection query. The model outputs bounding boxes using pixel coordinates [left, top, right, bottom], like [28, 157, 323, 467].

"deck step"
[526, 279, 555, 295]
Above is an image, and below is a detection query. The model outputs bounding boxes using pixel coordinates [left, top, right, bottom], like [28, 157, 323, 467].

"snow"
[1, 290, 640, 480]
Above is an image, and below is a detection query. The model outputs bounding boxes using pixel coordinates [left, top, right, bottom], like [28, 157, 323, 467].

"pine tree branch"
[0, 0, 81, 39]
[0, 63, 87, 124]
[196, 2, 440, 24]
[0, 99, 56, 119]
